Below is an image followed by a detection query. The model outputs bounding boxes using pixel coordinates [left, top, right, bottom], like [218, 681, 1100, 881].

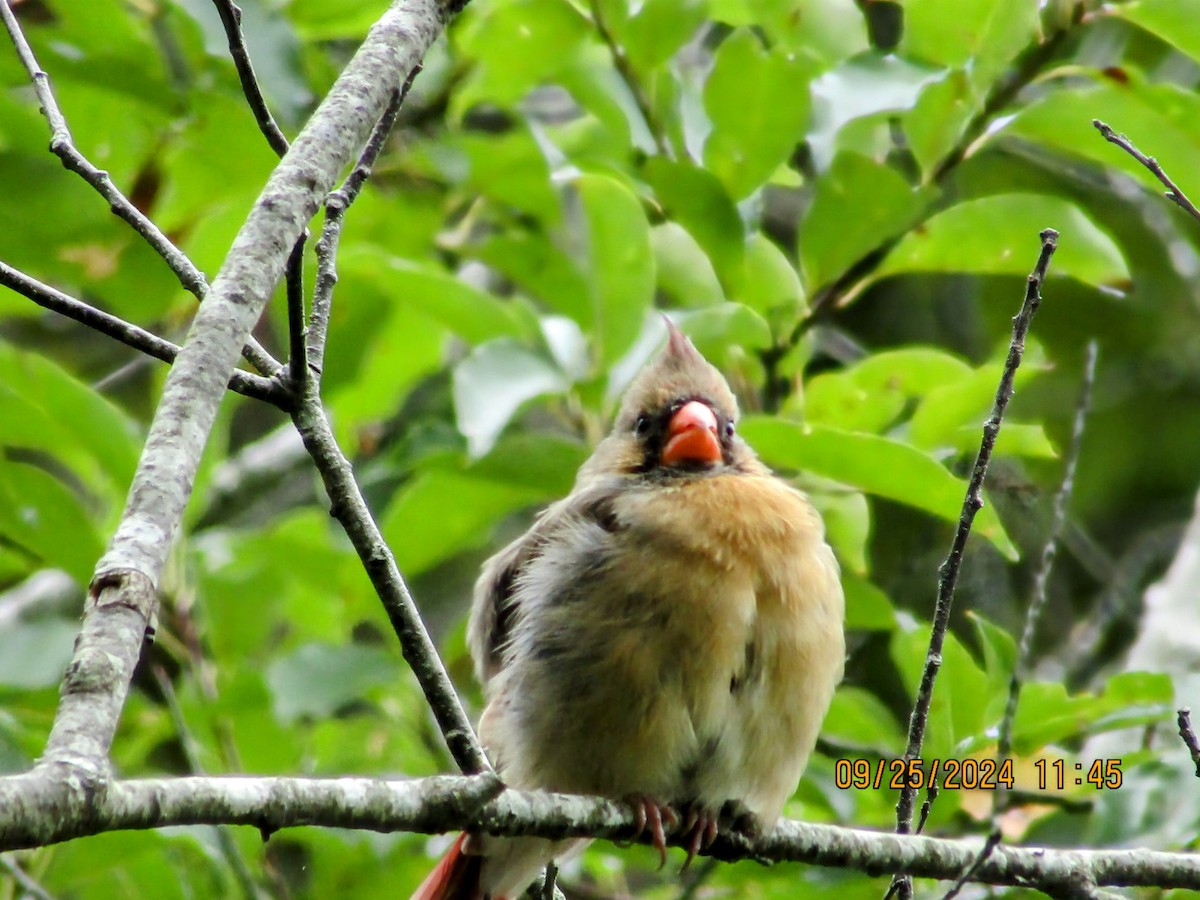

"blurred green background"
[1, 0, 1199, 896]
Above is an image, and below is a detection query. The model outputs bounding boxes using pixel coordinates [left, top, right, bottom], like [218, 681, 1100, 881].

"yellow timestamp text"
[1034, 757, 1123, 790]
[834, 757, 1125, 791]
[834, 758, 1014, 791]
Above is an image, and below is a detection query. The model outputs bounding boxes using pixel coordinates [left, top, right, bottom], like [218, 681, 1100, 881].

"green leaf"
[0, 463, 105, 582]
[807, 54, 944, 165]
[968, 610, 1018, 705]
[704, 29, 811, 199]
[805, 347, 973, 435]
[622, 0, 708, 70]
[644, 157, 745, 295]
[908, 353, 1046, 453]
[903, 70, 976, 177]
[708, 0, 869, 63]
[675, 303, 772, 356]
[811, 487, 869, 576]
[0, 344, 141, 495]
[1011, 672, 1174, 756]
[453, 0, 590, 109]
[474, 231, 594, 325]
[283, 0, 388, 39]
[800, 152, 930, 293]
[382, 471, 541, 576]
[900, 0, 1039, 89]
[458, 126, 562, 224]
[353, 251, 534, 345]
[1006, 82, 1200, 202]
[891, 622, 991, 759]
[876, 194, 1130, 289]
[265, 643, 400, 724]
[469, 432, 590, 497]
[824, 686, 905, 755]
[453, 340, 572, 458]
[651, 222, 725, 307]
[1115, 0, 1200, 67]
[738, 233, 806, 323]
[740, 418, 1016, 558]
[570, 174, 655, 364]
[843, 573, 897, 631]
[0, 619, 78, 689]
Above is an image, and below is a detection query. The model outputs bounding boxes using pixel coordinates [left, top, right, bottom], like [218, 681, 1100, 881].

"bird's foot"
[718, 799, 762, 840]
[676, 804, 720, 873]
[623, 795, 678, 869]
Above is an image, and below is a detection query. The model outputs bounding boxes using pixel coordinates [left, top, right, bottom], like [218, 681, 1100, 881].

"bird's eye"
[725, 420, 736, 438]
[634, 414, 651, 436]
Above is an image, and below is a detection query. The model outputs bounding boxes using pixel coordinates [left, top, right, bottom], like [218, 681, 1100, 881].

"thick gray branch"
[0, 774, 1196, 892]
[29, 0, 451, 780]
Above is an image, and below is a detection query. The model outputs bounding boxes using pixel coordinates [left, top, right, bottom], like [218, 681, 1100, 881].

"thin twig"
[0, 853, 55, 900]
[889, 229, 1059, 899]
[1094, 120, 1200, 224]
[290, 62, 485, 772]
[290, 379, 491, 775]
[942, 340, 1097, 900]
[310, 76, 413, 372]
[1178, 709, 1200, 778]
[587, 0, 672, 158]
[998, 340, 1097, 765]
[0, 1, 282, 378]
[0, 260, 290, 408]
[210, 0, 290, 157]
[285, 234, 309, 390]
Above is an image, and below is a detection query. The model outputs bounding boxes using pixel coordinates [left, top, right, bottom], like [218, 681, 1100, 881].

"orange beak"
[660, 401, 722, 467]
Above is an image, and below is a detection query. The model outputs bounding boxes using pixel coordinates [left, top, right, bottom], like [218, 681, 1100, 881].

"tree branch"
[1094, 120, 1200, 224]
[1177, 709, 1200, 779]
[891, 229, 1058, 896]
[0, 260, 290, 408]
[944, 339, 1098, 899]
[290, 356, 489, 776]
[210, 0, 291, 157]
[0, 0, 281, 377]
[7, 0, 455, 792]
[311, 74, 414, 374]
[0, 775, 1198, 892]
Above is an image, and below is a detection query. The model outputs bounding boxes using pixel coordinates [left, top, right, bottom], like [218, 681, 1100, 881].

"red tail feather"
[411, 833, 486, 900]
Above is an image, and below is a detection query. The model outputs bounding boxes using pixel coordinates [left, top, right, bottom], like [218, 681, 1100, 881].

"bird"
[413, 319, 845, 899]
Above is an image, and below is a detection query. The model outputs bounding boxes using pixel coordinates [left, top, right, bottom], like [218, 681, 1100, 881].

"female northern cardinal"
[414, 321, 845, 899]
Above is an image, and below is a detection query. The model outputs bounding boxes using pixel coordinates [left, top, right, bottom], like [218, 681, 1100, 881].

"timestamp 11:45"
[1036, 758, 1123, 790]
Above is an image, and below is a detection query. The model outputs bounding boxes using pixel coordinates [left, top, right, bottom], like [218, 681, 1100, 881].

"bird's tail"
[410, 833, 485, 900]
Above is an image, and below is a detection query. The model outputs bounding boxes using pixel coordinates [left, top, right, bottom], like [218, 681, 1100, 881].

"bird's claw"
[678, 804, 719, 873]
[625, 795, 677, 870]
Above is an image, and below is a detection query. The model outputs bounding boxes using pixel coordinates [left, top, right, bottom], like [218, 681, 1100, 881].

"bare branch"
[290, 381, 490, 775]
[0, 0, 281, 377]
[15, 0, 454, 791]
[210, 0, 291, 157]
[311, 73, 415, 373]
[0, 775, 1199, 892]
[891, 229, 1059, 896]
[0, 260, 290, 407]
[998, 339, 1097, 763]
[1177, 709, 1200, 778]
[944, 339, 1098, 899]
[1094, 120, 1200, 224]
[285, 234, 309, 391]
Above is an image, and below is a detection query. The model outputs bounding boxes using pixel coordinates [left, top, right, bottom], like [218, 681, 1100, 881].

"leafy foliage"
[2, 0, 1199, 896]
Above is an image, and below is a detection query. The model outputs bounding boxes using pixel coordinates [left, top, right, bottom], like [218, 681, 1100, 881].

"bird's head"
[585, 319, 754, 480]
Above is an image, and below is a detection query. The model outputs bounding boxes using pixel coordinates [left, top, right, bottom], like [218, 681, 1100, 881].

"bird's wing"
[467, 478, 621, 684]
